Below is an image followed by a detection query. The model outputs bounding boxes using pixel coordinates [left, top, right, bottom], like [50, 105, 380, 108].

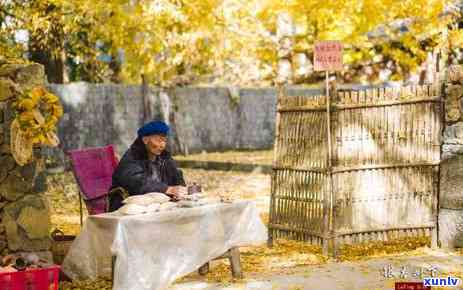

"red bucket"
[0, 265, 60, 290]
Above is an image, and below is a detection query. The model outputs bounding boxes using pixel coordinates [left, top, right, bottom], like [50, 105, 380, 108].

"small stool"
[198, 247, 242, 279]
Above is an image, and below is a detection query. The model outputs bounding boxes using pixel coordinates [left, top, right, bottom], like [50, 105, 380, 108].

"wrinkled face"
[143, 134, 167, 156]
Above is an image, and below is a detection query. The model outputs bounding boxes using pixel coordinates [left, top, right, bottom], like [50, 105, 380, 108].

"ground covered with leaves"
[58, 237, 440, 290]
[46, 171, 85, 236]
[43, 154, 462, 290]
[173, 150, 273, 166]
[45, 167, 271, 235]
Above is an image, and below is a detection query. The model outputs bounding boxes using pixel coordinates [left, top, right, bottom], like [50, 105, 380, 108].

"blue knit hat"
[137, 120, 170, 137]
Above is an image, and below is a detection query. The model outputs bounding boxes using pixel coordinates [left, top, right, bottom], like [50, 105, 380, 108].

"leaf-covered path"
[170, 250, 463, 290]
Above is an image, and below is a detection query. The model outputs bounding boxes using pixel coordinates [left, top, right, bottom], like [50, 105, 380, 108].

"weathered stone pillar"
[0, 60, 51, 258]
[439, 64, 463, 249]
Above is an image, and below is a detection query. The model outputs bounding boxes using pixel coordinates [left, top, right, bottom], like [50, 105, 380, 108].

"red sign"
[395, 282, 431, 290]
[314, 40, 343, 71]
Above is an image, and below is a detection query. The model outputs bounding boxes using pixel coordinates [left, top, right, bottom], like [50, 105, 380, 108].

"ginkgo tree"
[1, 0, 225, 84]
[0, 0, 460, 85]
[254, 0, 459, 83]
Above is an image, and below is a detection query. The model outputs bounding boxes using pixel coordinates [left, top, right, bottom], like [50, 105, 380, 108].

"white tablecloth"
[62, 201, 267, 290]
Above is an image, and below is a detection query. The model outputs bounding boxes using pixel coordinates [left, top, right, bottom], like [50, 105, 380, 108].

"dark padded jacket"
[109, 138, 185, 211]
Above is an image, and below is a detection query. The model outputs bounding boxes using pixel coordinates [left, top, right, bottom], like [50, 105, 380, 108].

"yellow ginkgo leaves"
[12, 86, 63, 150]
[2, 0, 459, 85]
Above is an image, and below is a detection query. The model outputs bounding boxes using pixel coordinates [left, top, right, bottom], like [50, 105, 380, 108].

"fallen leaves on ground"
[175, 237, 432, 284]
[59, 238, 324, 289]
[44, 165, 439, 289]
[45, 168, 270, 237]
[260, 212, 269, 225]
[174, 150, 273, 165]
[45, 172, 87, 236]
[176, 239, 328, 284]
[432, 271, 463, 290]
[182, 168, 270, 201]
[337, 236, 431, 262]
[60, 279, 112, 290]
[46, 171, 82, 216]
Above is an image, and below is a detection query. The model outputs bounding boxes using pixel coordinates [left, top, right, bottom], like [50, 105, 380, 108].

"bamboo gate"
[268, 84, 443, 256]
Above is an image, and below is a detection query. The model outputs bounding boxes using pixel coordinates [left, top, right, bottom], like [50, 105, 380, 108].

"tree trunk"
[142, 74, 151, 123]
[109, 52, 122, 83]
[27, 3, 67, 84]
[29, 46, 66, 84]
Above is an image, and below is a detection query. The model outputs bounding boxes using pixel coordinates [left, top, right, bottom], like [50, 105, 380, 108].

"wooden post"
[78, 192, 84, 227]
[323, 71, 335, 256]
[198, 262, 210, 276]
[111, 255, 116, 283]
[199, 248, 242, 278]
[268, 12, 294, 247]
[433, 27, 449, 248]
[229, 247, 243, 279]
[431, 166, 439, 248]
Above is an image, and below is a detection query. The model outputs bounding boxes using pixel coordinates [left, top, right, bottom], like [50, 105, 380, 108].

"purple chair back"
[68, 145, 118, 215]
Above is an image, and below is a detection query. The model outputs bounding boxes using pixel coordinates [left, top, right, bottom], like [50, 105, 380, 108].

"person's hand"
[166, 186, 187, 196]
[176, 186, 188, 196]
[166, 186, 187, 200]
[165, 186, 177, 196]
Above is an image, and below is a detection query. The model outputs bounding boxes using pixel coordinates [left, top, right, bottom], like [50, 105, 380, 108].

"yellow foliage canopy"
[1, 0, 459, 85]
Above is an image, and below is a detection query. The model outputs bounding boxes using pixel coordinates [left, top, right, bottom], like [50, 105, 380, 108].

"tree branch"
[0, 4, 24, 23]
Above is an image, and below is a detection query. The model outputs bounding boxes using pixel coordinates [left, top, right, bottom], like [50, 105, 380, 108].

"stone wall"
[44, 84, 282, 163]
[43, 83, 408, 166]
[170, 87, 278, 154]
[440, 65, 463, 249]
[0, 61, 51, 257]
[46, 83, 152, 160]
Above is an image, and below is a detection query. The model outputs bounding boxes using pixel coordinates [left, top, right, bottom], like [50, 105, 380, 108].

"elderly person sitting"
[108, 120, 187, 211]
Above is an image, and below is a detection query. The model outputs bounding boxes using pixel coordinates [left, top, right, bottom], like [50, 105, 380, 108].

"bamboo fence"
[268, 84, 443, 256]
